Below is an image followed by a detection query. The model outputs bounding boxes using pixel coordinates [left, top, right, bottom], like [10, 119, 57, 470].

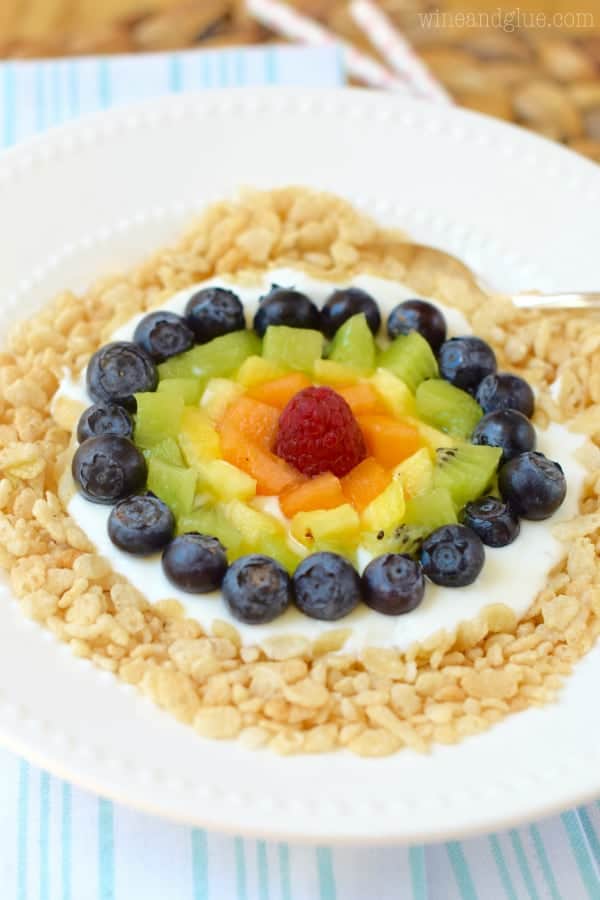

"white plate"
[1, 88, 600, 845]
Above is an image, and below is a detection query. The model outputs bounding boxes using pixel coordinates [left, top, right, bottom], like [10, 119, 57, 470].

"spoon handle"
[511, 293, 600, 310]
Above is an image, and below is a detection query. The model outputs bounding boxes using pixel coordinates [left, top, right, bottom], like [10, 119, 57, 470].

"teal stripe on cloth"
[234, 837, 247, 900]
[266, 47, 277, 85]
[35, 64, 46, 132]
[61, 783, 72, 900]
[530, 825, 561, 900]
[17, 760, 29, 900]
[68, 60, 80, 120]
[489, 835, 518, 900]
[278, 843, 292, 900]
[447, 842, 478, 900]
[257, 840, 270, 900]
[410, 846, 428, 900]
[509, 830, 539, 900]
[169, 54, 183, 93]
[51, 63, 61, 126]
[98, 59, 111, 109]
[2, 62, 16, 146]
[98, 799, 115, 900]
[317, 847, 337, 900]
[579, 807, 600, 865]
[562, 811, 599, 899]
[191, 829, 209, 900]
[40, 771, 51, 900]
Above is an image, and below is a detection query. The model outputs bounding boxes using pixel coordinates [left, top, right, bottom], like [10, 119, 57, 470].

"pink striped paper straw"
[350, 0, 452, 103]
[247, 0, 408, 91]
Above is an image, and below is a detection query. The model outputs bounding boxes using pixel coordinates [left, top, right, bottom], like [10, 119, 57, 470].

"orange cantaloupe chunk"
[220, 423, 302, 495]
[337, 383, 387, 416]
[220, 397, 281, 450]
[357, 415, 422, 468]
[341, 457, 391, 512]
[280, 472, 345, 519]
[248, 373, 311, 409]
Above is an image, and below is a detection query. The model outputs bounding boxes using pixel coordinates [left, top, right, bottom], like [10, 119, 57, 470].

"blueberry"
[86, 341, 157, 411]
[253, 286, 320, 337]
[420, 524, 485, 587]
[184, 287, 245, 344]
[133, 310, 194, 363]
[362, 554, 425, 615]
[222, 554, 292, 624]
[72, 435, 147, 504]
[76, 403, 133, 443]
[321, 287, 381, 338]
[498, 451, 566, 520]
[387, 299, 447, 352]
[293, 552, 361, 621]
[471, 409, 536, 463]
[463, 496, 520, 547]
[162, 533, 227, 592]
[108, 494, 175, 555]
[476, 372, 535, 418]
[438, 336, 497, 395]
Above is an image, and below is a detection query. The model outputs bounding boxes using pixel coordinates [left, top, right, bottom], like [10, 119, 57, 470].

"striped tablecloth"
[1, 44, 599, 900]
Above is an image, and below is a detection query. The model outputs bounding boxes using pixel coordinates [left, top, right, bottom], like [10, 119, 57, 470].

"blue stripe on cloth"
[278, 843, 292, 900]
[98, 59, 111, 109]
[257, 840, 269, 900]
[509, 830, 540, 900]
[266, 47, 277, 85]
[562, 811, 600, 899]
[169, 54, 183, 93]
[62, 783, 72, 900]
[489, 836, 518, 900]
[409, 846, 428, 900]
[235, 837, 247, 900]
[51, 63, 61, 126]
[317, 847, 337, 900]
[98, 799, 115, 900]
[529, 825, 561, 900]
[191, 829, 209, 900]
[40, 771, 51, 900]
[17, 760, 29, 900]
[447, 842, 479, 900]
[35, 63, 46, 133]
[218, 52, 229, 87]
[2, 62, 16, 146]
[579, 808, 600, 866]
[234, 50, 245, 87]
[68, 61, 79, 119]
[201, 53, 213, 89]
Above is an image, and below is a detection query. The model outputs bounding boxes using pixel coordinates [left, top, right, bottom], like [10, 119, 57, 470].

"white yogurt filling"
[59, 269, 587, 652]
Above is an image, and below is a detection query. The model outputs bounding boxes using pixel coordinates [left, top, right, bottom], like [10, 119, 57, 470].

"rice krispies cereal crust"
[2, 187, 600, 757]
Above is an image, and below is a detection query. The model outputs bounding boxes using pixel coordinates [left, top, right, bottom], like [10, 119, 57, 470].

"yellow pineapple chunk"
[237, 355, 286, 388]
[361, 480, 405, 533]
[313, 359, 362, 387]
[393, 447, 433, 498]
[179, 407, 221, 463]
[201, 378, 245, 421]
[222, 498, 281, 540]
[370, 368, 416, 417]
[405, 415, 456, 452]
[196, 459, 257, 501]
[291, 504, 360, 549]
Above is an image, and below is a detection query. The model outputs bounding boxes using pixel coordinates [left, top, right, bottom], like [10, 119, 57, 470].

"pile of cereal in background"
[1, 0, 599, 162]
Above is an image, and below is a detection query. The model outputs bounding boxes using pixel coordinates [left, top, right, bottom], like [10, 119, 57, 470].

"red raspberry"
[275, 386, 367, 478]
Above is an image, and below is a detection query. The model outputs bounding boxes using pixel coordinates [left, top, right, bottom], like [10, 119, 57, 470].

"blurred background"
[1, 0, 599, 162]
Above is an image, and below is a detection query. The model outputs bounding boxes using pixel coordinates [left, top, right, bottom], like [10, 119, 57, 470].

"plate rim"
[1, 86, 600, 844]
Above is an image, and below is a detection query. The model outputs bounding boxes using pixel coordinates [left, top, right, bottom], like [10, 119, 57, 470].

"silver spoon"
[403, 243, 599, 311]
[510, 292, 600, 310]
